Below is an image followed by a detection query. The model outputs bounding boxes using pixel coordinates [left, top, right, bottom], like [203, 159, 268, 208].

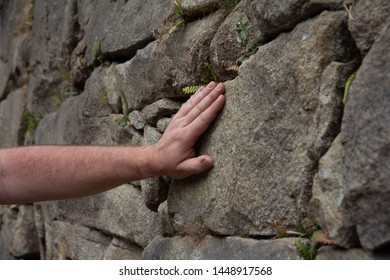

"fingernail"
[207, 82, 216, 89]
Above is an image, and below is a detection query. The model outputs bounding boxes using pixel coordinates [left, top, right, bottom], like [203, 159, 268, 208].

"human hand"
[152, 82, 225, 179]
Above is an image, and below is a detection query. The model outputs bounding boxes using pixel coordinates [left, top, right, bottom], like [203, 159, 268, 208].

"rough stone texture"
[341, 23, 390, 250]
[143, 235, 303, 260]
[78, 0, 171, 62]
[142, 99, 181, 126]
[0, 0, 32, 100]
[0, 86, 27, 147]
[34, 66, 141, 146]
[158, 10, 226, 96]
[181, 0, 220, 18]
[348, 0, 390, 56]
[141, 125, 170, 212]
[103, 238, 143, 260]
[0, 205, 40, 259]
[210, 0, 327, 80]
[156, 117, 172, 133]
[129, 110, 146, 130]
[316, 246, 390, 260]
[115, 42, 172, 111]
[309, 135, 358, 248]
[1, 0, 390, 260]
[27, 0, 79, 114]
[40, 185, 162, 249]
[47, 220, 111, 260]
[169, 11, 357, 237]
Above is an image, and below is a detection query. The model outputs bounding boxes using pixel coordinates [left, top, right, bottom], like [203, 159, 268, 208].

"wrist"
[137, 145, 164, 178]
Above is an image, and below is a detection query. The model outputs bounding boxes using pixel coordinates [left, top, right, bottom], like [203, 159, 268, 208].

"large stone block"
[342, 24, 390, 250]
[143, 235, 302, 260]
[158, 10, 226, 96]
[115, 42, 172, 111]
[103, 238, 143, 260]
[0, 205, 39, 259]
[27, 0, 79, 114]
[78, 0, 171, 61]
[309, 135, 358, 248]
[41, 185, 163, 248]
[348, 0, 390, 56]
[0, 0, 32, 100]
[34, 66, 141, 146]
[0, 86, 27, 147]
[316, 246, 390, 260]
[45, 220, 111, 260]
[169, 11, 358, 237]
[210, 0, 325, 80]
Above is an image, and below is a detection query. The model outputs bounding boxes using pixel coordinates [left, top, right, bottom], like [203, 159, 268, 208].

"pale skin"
[0, 82, 225, 205]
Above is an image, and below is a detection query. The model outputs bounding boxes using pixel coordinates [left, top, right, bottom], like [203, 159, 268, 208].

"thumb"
[175, 155, 214, 179]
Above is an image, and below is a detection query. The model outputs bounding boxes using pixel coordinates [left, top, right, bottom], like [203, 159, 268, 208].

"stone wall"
[1, 0, 390, 260]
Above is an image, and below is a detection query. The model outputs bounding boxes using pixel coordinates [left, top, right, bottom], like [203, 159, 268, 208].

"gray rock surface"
[0, 86, 27, 147]
[0, 0, 32, 100]
[342, 23, 390, 250]
[78, 0, 171, 62]
[1, 0, 390, 260]
[310, 135, 358, 248]
[210, 0, 326, 80]
[158, 10, 225, 96]
[143, 235, 303, 260]
[47, 220, 111, 260]
[0, 205, 39, 259]
[316, 246, 390, 260]
[348, 0, 390, 56]
[169, 11, 357, 237]
[181, 0, 220, 18]
[115, 42, 172, 111]
[27, 0, 79, 114]
[103, 238, 143, 260]
[41, 185, 163, 249]
[129, 110, 146, 130]
[142, 99, 181, 126]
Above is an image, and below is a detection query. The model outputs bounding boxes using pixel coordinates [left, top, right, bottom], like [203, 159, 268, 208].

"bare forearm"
[0, 145, 158, 204]
[0, 82, 225, 205]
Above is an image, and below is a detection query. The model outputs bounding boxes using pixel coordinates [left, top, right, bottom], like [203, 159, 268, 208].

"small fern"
[182, 84, 204, 95]
[296, 239, 315, 260]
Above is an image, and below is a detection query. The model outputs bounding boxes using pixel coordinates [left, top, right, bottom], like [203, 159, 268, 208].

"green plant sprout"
[343, 69, 358, 104]
[271, 218, 333, 259]
[236, 43, 260, 66]
[182, 85, 205, 95]
[182, 62, 219, 95]
[296, 231, 333, 260]
[234, 20, 248, 45]
[170, 1, 187, 34]
[22, 112, 43, 133]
